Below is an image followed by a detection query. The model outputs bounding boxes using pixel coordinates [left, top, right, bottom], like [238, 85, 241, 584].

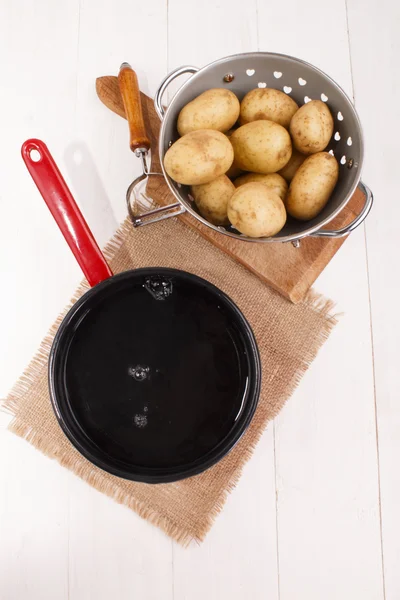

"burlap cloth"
[3, 216, 337, 545]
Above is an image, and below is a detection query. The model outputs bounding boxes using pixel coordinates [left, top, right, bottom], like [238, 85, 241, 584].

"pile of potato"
[163, 86, 339, 238]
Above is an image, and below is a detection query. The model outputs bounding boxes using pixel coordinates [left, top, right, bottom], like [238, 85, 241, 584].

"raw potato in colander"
[286, 152, 339, 220]
[191, 175, 235, 226]
[225, 128, 244, 180]
[164, 129, 234, 185]
[239, 88, 299, 128]
[230, 121, 292, 174]
[228, 182, 287, 238]
[278, 149, 307, 182]
[163, 75, 343, 233]
[233, 173, 288, 201]
[177, 88, 240, 136]
[290, 100, 334, 155]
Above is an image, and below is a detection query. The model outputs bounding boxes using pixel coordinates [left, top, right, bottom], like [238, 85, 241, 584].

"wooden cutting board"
[96, 75, 364, 303]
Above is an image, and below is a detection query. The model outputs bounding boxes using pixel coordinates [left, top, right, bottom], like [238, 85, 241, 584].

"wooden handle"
[118, 63, 150, 153]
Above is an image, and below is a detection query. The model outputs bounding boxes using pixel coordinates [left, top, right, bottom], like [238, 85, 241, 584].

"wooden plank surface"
[347, 1, 400, 598]
[0, 0, 396, 598]
[0, 1, 79, 598]
[254, 1, 383, 598]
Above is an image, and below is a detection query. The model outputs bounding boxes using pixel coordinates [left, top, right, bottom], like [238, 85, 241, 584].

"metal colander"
[134, 52, 373, 244]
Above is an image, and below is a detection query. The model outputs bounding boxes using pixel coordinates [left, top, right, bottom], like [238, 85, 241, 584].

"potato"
[228, 182, 287, 238]
[230, 121, 292, 174]
[286, 152, 339, 220]
[177, 89, 240, 136]
[164, 129, 234, 185]
[240, 88, 299, 128]
[290, 100, 334, 154]
[225, 129, 244, 179]
[234, 173, 288, 201]
[225, 161, 244, 180]
[191, 175, 235, 226]
[278, 149, 307, 182]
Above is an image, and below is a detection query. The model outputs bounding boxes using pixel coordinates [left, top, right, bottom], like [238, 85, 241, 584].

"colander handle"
[310, 181, 373, 239]
[154, 65, 199, 120]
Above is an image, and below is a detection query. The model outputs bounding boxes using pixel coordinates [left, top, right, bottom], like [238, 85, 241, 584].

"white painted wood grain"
[0, 0, 82, 402]
[168, 0, 258, 68]
[0, 0, 397, 597]
[173, 430, 279, 600]
[275, 229, 383, 600]
[68, 477, 173, 600]
[347, 1, 400, 598]
[0, 436, 70, 600]
[256, 1, 384, 598]
[0, 2, 78, 599]
[166, 0, 258, 100]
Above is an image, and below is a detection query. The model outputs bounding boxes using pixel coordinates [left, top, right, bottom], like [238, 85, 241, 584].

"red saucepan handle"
[21, 139, 113, 287]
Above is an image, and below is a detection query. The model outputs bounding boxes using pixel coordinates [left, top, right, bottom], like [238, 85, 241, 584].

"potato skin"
[191, 175, 235, 226]
[230, 121, 292, 174]
[228, 182, 287, 238]
[225, 129, 245, 179]
[177, 89, 240, 136]
[225, 161, 244, 180]
[286, 152, 339, 220]
[164, 129, 234, 185]
[278, 149, 307, 182]
[240, 88, 299, 128]
[290, 100, 334, 154]
[234, 172, 288, 201]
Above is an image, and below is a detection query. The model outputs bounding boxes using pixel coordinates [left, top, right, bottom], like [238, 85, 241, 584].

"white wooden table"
[0, 1, 398, 598]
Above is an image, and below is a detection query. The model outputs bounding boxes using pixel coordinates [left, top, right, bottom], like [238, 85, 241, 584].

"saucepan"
[21, 139, 261, 483]
[132, 52, 373, 246]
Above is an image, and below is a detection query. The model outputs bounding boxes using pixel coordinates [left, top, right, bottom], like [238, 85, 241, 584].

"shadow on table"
[63, 141, 118, 245]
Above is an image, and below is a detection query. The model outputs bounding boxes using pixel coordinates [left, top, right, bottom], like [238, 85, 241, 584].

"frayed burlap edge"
[1, 218, 338, 546]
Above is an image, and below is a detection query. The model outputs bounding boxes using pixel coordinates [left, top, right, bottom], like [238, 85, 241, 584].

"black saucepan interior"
[50, 268, 260, 483]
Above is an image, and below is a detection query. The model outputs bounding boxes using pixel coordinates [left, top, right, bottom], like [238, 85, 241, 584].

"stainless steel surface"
[134, 147, 149, 158]
[126, 148, 184, 227]
[154, 65, 199, 120]
[135, 150, 158, 176]
[310, 180, 373, 238]
[150, 52, 372, 243]
[126, 164, 171, 227]
[128, 190, 185, 227]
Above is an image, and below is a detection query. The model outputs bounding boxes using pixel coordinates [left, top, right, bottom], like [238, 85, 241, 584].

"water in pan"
[64, 275, 249, 469]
